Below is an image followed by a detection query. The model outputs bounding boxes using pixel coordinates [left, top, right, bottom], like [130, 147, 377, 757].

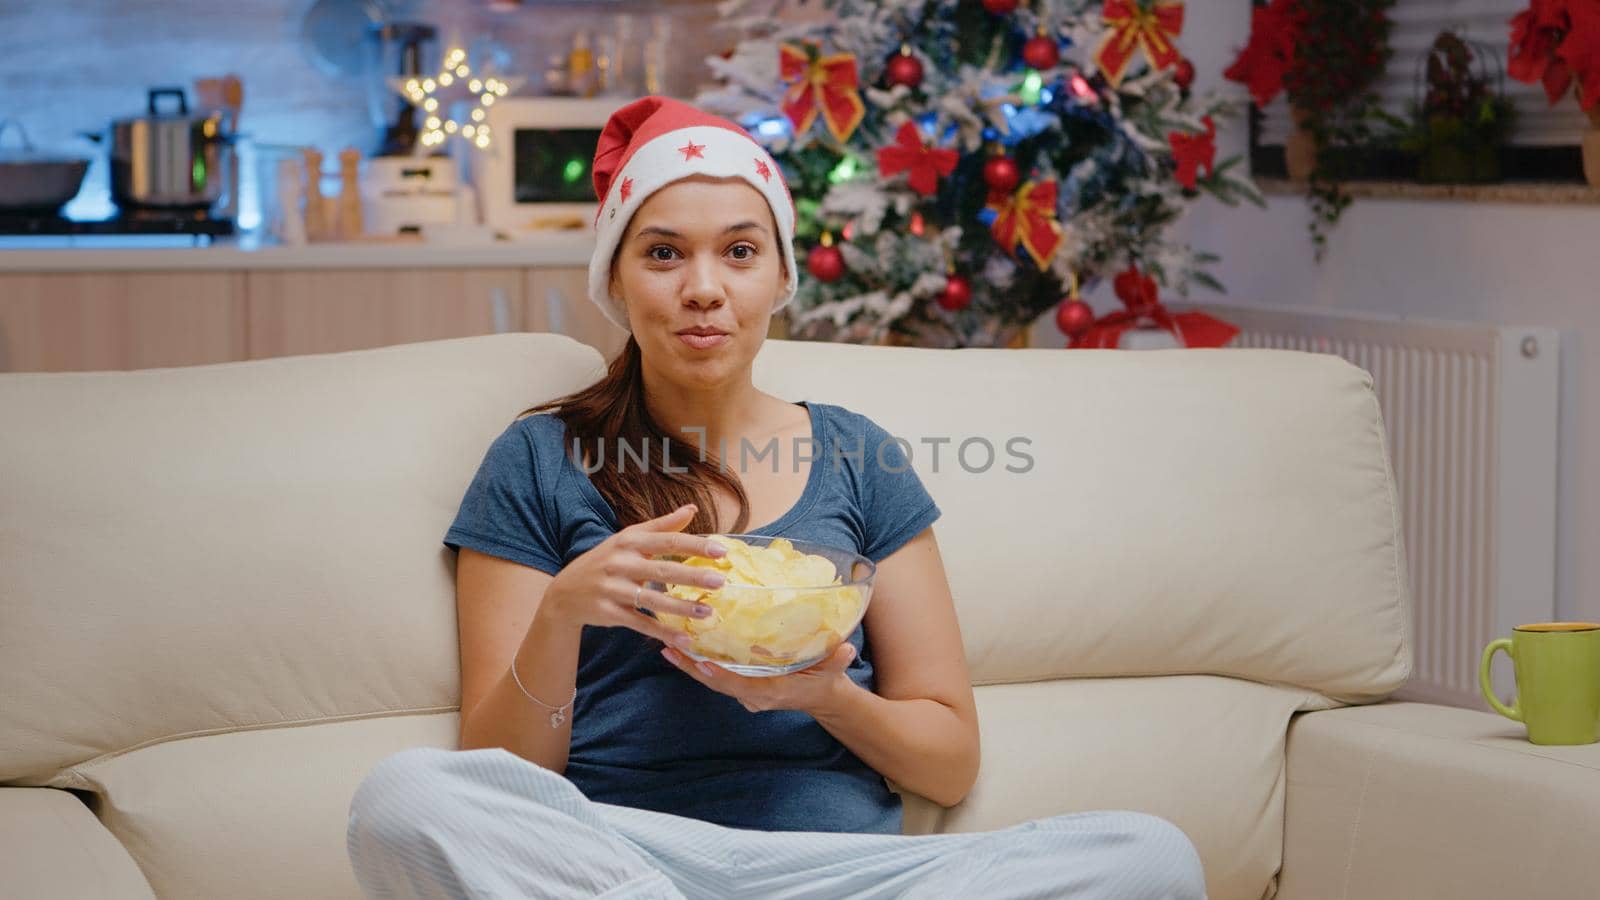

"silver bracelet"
[509, 657, 577, 729]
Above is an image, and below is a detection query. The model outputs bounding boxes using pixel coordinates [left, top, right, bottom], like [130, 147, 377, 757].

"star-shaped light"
[678, 140, 706, 160]
[392, 46, 525, 151]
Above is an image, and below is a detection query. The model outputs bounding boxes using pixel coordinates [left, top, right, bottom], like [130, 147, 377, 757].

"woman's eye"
[730, 243, 756, 260]
[649, 246, 677, 262]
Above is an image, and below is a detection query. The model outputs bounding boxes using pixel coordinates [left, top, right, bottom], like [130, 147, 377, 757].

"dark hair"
[515, 335, 752, 535]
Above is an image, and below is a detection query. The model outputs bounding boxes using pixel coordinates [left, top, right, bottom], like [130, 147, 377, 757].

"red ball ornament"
[982, 0, 1019, 13]
[1021, 35, 1060, 71]
[885, 51, 924, 89]
[1174, 58, 1196, 91]
[1055, 298, 1095, 336]
[937, 274, 972, 311]
[982, 155, 1020, 193]
[807, 244, 845, 283]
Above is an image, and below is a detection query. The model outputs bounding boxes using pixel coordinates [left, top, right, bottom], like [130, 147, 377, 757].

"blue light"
[754, 117, 791, 138]
[1001, 103, 1018, 118]
[1040, 88, 1054, 104]
[981, 127, 998, 141]
[976, 207, 999, 226]
[60, 176, 114, 222]
[1006, 107, 1058, 141]
[237, 141, 261, 232]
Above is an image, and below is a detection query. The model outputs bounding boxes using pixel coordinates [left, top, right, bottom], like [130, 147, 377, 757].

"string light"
[392, 46, 522, 150]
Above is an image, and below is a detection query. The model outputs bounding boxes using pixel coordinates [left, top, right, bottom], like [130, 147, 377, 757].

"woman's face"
[610, 175, 787, 390]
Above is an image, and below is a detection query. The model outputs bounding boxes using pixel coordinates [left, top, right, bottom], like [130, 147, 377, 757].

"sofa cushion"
[0, 333, 604, 782]
[0, 786, 155, 899]
[752, 340, 1413, 704]
[901, 674, 1315, 900]
[67, 676, 1300, 900]
[67, 712, 458, 900]
[1279, 701, 1600, 900]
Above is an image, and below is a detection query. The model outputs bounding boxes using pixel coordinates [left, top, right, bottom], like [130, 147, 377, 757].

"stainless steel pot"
[0, 119, 91, 213]
[86, 87, 238, 210]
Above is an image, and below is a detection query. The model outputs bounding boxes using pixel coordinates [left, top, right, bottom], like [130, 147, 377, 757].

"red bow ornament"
[780, 43, 867, 143]
[987, 179, 1064, 271]
[876, 121, 959, 196]
[1168, 115, 1216, 189]
[1095, 0, 1186, 89]
[1068, 266, 1240, 349]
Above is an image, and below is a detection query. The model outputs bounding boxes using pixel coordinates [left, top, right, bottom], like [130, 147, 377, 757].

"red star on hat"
[754, 158, 771, 182]
[678, 140, 706, 160]
[619, 176, 633, 203]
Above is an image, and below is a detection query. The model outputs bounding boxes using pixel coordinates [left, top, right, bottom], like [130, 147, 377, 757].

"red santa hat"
[587, 96, 799, 334]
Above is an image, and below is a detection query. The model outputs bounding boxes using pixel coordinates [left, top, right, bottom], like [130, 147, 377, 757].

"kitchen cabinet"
[245, 268, 524, 360]
[0, 243, 652, 372]
[524, 267, 629, 363]
[0, 271, 247, 372]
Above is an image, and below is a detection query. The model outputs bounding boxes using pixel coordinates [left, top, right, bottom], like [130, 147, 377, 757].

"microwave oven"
[471, 96, 636, 234]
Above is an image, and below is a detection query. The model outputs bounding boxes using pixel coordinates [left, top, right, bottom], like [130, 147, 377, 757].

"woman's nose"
[681, 253, 727, 307]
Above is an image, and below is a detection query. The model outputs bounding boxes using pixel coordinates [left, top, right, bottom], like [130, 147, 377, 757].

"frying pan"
[0, 119, 91, 214]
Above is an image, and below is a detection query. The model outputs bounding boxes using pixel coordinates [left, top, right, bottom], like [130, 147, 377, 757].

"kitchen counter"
[0, 230, 597, 272]
[0, 229, 630, 373]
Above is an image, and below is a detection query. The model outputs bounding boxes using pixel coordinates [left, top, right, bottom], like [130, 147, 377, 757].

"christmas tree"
[696, 0, 1264, 348]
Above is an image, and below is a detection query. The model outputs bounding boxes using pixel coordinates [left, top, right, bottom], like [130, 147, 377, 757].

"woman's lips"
[678, 333, 730, 350]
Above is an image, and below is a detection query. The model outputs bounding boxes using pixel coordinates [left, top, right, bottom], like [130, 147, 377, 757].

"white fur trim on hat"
[586, 125, 798, 334]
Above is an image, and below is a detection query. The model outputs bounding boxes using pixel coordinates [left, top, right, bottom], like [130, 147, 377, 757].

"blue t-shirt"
[443, 400, 942, 834]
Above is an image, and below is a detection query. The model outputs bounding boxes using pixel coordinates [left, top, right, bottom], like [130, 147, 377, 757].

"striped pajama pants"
[346, 747, 1208, 900]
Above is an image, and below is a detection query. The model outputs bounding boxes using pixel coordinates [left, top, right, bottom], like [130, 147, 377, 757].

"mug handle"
[1479, 638, 1522, 722]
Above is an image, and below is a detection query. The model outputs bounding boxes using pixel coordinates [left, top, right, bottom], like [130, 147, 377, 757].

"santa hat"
[587, 96, 799, 334]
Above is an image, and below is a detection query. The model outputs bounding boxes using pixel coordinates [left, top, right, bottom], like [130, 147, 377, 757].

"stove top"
[0, 209, 235, 241]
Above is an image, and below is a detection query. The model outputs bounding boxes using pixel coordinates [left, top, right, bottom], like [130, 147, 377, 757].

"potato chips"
[654, 535, 865, 668]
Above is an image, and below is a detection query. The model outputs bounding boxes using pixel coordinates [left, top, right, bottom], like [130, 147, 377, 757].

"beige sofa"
[2, 332, 1597, 900]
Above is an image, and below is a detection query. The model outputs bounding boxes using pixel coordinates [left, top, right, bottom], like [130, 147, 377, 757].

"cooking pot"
[0, 119, 91, 213]
[84, 87, 239, 210]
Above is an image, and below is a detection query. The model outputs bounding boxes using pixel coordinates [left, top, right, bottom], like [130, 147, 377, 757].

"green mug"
[1479, 622, 1600, 745]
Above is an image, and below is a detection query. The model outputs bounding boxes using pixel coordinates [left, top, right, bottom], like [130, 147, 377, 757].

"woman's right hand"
[537, 504, 729, 647]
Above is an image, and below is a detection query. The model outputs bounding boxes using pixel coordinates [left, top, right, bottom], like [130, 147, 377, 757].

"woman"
[346, 97, 1207, 899]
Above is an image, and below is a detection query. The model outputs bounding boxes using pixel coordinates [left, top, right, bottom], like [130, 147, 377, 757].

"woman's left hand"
[660, 643, 857, 714]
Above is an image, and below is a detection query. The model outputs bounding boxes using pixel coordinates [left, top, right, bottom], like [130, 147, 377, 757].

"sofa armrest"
[0, 786, 155, 900]
[1278, 701, 1600, 900]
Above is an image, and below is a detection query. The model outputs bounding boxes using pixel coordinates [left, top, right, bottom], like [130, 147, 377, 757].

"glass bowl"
[645, 533, 875, 677]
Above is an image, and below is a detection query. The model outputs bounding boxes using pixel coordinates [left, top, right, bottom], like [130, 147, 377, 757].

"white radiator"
[1206, 302, 1561, 710]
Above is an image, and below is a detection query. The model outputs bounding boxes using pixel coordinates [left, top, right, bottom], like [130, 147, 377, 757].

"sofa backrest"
[0, 334, 604, 782]
[0, 333, 1411, 786]
[750, 339, 1413, 701]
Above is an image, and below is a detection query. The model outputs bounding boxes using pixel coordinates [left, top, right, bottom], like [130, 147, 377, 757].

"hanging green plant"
[1225, 0, 1404, 261]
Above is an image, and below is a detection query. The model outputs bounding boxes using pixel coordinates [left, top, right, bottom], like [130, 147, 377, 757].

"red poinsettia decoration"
[1067, 265, 1240, 349]
[1168, 115, 1217, 189]
[1510, 0, 1600, 112]
[876, 121, 959, 196]
[1222, 0, 1302, 107]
